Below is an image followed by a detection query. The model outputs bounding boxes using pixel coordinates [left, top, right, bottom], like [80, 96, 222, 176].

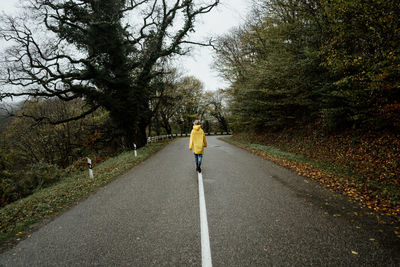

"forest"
[214, 0, 400, 215]
[0, 0, 399, 216]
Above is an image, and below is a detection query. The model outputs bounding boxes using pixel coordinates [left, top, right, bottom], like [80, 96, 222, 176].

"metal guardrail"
[147, 132, 232, 143]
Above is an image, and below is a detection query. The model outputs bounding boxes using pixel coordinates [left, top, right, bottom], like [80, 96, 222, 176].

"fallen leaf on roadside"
[227, 134, 400, 219]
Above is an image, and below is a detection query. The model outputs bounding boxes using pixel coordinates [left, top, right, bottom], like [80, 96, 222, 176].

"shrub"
[0, 178, 21, 207]
[22, 162, 66, 192]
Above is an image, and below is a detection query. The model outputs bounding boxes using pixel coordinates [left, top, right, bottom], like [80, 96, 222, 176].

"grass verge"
[0, 139, 173, 249]
[221, 137, 355, 177]
[220, 136, 400, 222]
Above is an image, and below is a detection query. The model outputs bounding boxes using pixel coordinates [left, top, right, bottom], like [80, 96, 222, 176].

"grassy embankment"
[221, 130, 400, 222]
[0, 139, 173, 248]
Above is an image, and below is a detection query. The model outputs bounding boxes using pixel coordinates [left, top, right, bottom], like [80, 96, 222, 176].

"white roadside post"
[134, 144, 137, 157]
[87, 158, 94, 179]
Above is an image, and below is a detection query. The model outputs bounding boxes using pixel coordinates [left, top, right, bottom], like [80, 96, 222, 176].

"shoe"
[198, 166, 201, 173]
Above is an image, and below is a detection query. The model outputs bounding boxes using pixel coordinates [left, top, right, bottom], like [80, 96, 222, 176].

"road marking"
[198, 172, 212, 267]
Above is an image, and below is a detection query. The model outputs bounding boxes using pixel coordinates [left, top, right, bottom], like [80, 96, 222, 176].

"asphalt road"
[1, 136, 399, 266]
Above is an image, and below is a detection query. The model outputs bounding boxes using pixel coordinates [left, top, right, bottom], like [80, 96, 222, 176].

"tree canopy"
[0, 0, 219, 148]
[214, 0, 400, 132]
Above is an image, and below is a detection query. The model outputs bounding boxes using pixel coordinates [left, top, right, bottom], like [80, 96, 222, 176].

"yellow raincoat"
[189, 125, 207, 154]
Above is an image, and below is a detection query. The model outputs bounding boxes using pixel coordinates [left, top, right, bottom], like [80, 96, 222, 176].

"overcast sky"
[0, 0, 251, 92]
[175, 0, 252, 91]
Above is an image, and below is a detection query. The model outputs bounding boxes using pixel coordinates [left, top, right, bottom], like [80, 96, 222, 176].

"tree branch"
[15, 104, 101, 125]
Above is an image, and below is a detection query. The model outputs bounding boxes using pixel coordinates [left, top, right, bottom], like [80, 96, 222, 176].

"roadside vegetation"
[0, 140, 172, 248]
[221, 130, 400, 220]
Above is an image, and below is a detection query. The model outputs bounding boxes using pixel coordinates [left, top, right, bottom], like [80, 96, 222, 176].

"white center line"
[198, 172, 212, 267]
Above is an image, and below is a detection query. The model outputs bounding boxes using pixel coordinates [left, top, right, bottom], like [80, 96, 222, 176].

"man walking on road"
[189, 120, 207, 173]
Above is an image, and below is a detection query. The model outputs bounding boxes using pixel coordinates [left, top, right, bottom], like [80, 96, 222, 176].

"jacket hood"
[193, 125, 201, 131]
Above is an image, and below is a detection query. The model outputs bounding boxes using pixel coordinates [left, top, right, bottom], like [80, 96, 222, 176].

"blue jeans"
[194, 153, 203, 167]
